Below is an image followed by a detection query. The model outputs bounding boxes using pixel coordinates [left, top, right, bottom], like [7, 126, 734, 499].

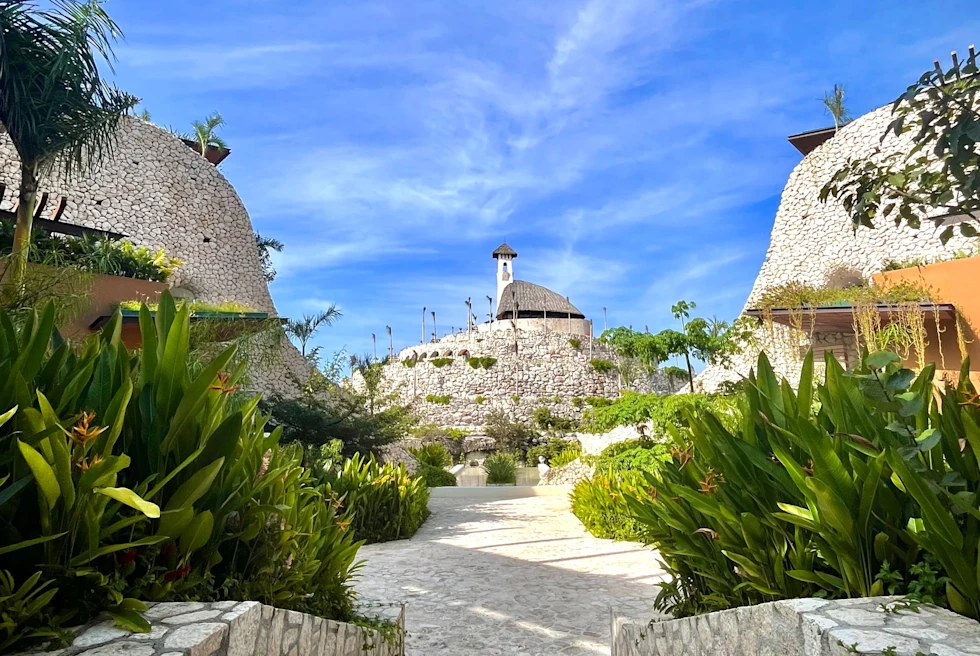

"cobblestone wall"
[699, 104, 978, 390]
[612, 597, 980, 656]
[17, 602, 405, 656]
[379, 329, 670, 429]
[0, 117, 311, 398]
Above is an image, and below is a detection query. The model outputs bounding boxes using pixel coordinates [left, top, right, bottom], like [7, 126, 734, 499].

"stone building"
[376, 244, 669, 429]
[0, 117, 311, 397]
[700, 101, 980, 390]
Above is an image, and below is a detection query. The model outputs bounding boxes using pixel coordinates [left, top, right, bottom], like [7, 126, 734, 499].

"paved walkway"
[354, 488, 667, 655]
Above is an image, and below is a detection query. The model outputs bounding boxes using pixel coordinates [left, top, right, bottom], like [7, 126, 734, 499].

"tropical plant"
[821, 50, 980, 241]
[624, 348, 980, 619]
[0, 224, 181, 282]
[424, 394, 451, 405]
[571, 471, 653, 543]
[254, 233, 284, 282]
[0, 0, 138, 292]
[581, 391, 739, 435]
[526, 438, 580, 465]
[285, 307, 342, 359]
[530, 407, 577, 432]
[483, 452, 517, 485]
[823, 83, 852, 132]
[187, 112, 227, 158]
[549, 449, 580, 468]
[0, 294, 363, 652]
[590, 358, 615, 373]
[320, 454, 429, 543]
[409, 443, 452, 469]
[418, 465, 457, 488]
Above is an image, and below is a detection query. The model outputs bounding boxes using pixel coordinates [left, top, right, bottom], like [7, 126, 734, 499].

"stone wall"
[611, 597, 980, 656]
[19, 602, 405, 656]
[0, 117, 311, 399]
[699, 103, 978, 391]
[378, 329, 670, 429]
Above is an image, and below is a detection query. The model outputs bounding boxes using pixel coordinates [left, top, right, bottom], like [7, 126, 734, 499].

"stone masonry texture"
[611, 596, 980, 656]
[16, 602, 405, 656]
[699, 103, 978, 392]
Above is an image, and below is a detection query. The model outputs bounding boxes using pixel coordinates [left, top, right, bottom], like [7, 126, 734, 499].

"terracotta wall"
[873, 255, 980, 383]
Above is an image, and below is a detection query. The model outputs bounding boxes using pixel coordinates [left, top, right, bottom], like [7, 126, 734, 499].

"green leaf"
[164, 457, 224, 511]
[70, 536, 168, 566]
[866, 351, 900, 370]
[0, 405, 17, 428]
[108, 607, 151, 633]
[0, 531, 69, 556]
[916, 428, 942, 451]
[178, 511, 214, 555]
[17, 439, 61, 508]
[96, 487, 161, 518]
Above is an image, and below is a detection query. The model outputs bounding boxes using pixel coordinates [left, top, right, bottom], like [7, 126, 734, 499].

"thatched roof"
[492, 243, 517, 258]
[496, 280, 584, 319]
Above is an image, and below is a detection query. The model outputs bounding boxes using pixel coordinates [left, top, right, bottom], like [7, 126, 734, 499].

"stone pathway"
[354, 489, 667, 655]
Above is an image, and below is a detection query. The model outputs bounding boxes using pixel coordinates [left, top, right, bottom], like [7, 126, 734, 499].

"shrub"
[401, 359, 416, 368]
[0, 223, 181, 282]
[526, 438, 581, 465]
[531, 407, 577, 432]
[409, 443, 452, 469]
[0, 296, 361, 652]
[483, 410, 537, 457]
[425, 394, 452, 405]
[511, 395, 520, 403]
[321, 454, 429, 543]
[483, 453, 517, 484]
[593, 438, 670, 474]
[571, 471, 652, 543]
[568, 338, 581, 350]
[571, 397, 584, 409]
[430, 357, 453, 368]
[626, 350, 980, 620]
[590, 358, 615, 373]
[475, 395, 486, 405]
[582, 391, 739, 435]
[418, 465, 457, 487]
[549, 449, 580, 468]
[466, 356, 497, 369]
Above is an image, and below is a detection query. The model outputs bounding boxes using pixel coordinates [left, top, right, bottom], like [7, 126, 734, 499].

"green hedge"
[418, 465, 457, 487]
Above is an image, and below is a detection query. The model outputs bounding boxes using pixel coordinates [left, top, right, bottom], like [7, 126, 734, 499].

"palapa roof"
[496, 280, 584, 319]
[492, 242, 517, 258]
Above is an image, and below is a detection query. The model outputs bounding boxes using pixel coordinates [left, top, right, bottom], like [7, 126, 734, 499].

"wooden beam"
[48, 196, 67, 222]
[32, 192, 49, 219]
[0, 210, 125, 240]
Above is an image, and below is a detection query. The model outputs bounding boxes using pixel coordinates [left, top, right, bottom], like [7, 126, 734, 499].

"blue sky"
[107, 0, 979, 361]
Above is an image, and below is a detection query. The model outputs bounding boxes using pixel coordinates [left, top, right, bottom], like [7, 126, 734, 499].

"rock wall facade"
[611, 597, 980, 656]
[0, 117, 311, 398]
[379, 329, 670, 429]
[699, 104, 978, 390]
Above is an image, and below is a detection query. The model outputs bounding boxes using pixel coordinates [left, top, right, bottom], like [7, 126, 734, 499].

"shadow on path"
[354, 494, 667, 656]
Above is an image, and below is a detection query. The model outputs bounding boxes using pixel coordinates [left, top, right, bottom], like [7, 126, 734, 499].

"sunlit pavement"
[354, 488, 667, 655]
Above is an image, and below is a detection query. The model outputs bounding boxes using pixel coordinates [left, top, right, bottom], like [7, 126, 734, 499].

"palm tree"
[188, 112, 227, 158]
[255, 232, 284, 282]
[285, 306, 342, 358]
[823, 84, 852, 133]
[0, 0, 138, 291]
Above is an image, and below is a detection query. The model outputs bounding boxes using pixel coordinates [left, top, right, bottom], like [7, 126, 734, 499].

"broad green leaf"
[108, 608, 151, 634]
[164, 458, 225, 511]
[97, 487, 161, 518]
[178, 511, 214, 554]
[0, 405, 17, 428]
[0, 531, 69, 556]
[17, 439, 60, 508]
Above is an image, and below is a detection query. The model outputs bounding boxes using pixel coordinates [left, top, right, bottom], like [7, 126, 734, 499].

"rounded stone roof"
[496, 281, 584, 319]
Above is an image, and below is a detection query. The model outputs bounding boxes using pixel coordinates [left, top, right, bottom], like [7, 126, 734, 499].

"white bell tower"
[492, 243, 517, 309]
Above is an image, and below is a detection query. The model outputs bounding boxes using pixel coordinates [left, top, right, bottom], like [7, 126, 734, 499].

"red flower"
[163, 565, 192, 582]
[118, 549, 138, 565]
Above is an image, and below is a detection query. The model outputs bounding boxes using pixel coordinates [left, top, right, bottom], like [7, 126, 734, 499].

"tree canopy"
[821, 51, 980, 243]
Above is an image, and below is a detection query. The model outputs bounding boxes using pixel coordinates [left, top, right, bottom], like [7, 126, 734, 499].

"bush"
[531, 407, 577, 432]
[320, 454, 430, 543]
[571, 471, 652, 543]
[571, 438, 670, 543]
[466, 356, 497, 369]
[526, 438, 581, 465]
[409, 443, 452, 468]
[261, 393, 412, 457]
[418, 465, 457, 487]
[425, 394, 452, 405]
[401, 358, 416, 368]
[549, 449, 580, 468]
[626, 350, 980, 620]
[0, 222, 180, 282]
[568, 338, 581, 350]
[483, 453, 517, 484]
[475, 395, 486, 404]
[582, 391, 739, 435]
[430, 357, 453, 368]
[590, 358, 615, 373]
[0, 296, 361, 652]
[483, 410, 537, 457]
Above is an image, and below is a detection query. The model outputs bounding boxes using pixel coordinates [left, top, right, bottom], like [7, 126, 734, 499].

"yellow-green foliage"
[467, 356, 497, 369]
[756, 279, 932, 310]
[119, 299, 256, 314]
[322, 454, 429, 543]
[430, 357, 453, 368]
[582, 391, 739, 435]
[483, 452, 517, 484]
[568, 338, 581, 350]
[590, 358, 615, 373]
[425, 394, 452, 405]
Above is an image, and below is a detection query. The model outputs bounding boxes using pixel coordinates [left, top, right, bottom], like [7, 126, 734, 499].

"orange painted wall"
[873, 256, 980, 383]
